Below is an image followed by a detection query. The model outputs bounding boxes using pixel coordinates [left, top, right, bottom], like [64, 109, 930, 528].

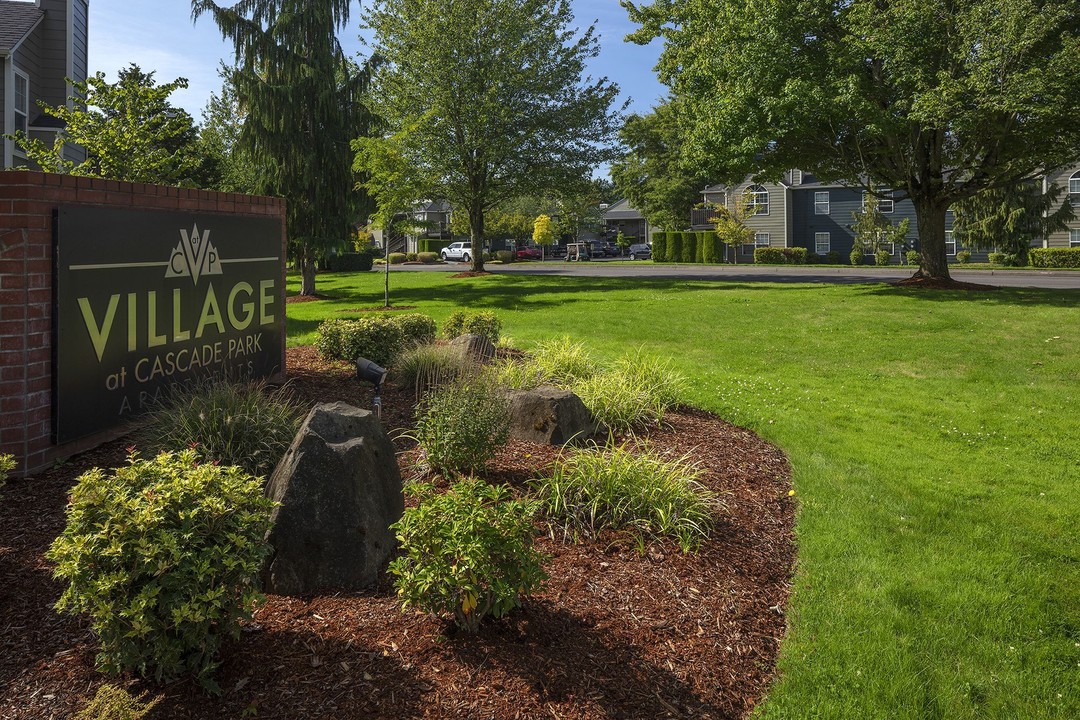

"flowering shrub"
[389, 478, 547, 633]
[47, 450, 274, 693]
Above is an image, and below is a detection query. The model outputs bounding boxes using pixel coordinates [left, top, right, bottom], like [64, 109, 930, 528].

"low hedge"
[700, 231, 722, 264]
[782, 247, 808, 265]
[1030, 247, 1080, 268]
[316, 313, 441, 366]
[754, 247, 786, 264]
[495, 250, 515, 263]
[324, 251, 374, 272]
[681, 232, 697, 263]
[388, 253, 407, 264]
[418, 252, 439, 264]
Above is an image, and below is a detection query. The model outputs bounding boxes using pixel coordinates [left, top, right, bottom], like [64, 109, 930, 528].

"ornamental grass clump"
[0, 453, 14, 495]
[396, 341, 478, 400]
[413, 381, 510, 475]
[488, 337, 596, 390]
[138, 378, 301, 478]
[573, 352, 684, 430]
[534, 443, 717, 552]
[46, 450, 274, 693]
[389, 478, 548, 633]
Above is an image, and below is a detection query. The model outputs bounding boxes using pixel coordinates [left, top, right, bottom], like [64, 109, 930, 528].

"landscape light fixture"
[356, 356, 388, 418]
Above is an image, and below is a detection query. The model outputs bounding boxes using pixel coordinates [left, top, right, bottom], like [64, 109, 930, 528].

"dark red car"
[516, 246, 543, 260]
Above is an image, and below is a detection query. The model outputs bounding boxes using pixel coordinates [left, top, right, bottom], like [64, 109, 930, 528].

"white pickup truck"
[440, 241, 474, 262]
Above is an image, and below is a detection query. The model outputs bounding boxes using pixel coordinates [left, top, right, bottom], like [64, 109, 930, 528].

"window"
[745, 185, 770, 215]
[878, 189, 894, 214]
[814, 191, 830, 215]
[1070, 229, 1080, 247]
[945, 231, 956, 255]
[815, 232, 830, 254]
[1070, 172, 1080, 206]
[13, 69, 29, 138]
[755, 232, 770, 247]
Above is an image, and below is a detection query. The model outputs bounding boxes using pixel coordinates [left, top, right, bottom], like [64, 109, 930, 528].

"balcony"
[690, 207, 722, 228]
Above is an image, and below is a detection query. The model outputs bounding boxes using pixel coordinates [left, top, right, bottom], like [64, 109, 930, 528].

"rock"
[503, 385, 601, 445]
[262, 402, 403, 595]
[449, 333, 496, 362]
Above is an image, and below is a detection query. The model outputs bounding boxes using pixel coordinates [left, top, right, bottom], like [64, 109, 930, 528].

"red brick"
[27, 376, 50, 394]
[0, 319, 26, 335]
[0, 365, 26, 381]
[27, 288, 49, 303]
[1, 396, 26, 413]
[0, 380, 26, 396]
[0, 336, 25, 352]
[1, 426, 24, 444]
[76, 189, 108, 204]
[26, 347, 50, 362]
[26, 406, 50, 424]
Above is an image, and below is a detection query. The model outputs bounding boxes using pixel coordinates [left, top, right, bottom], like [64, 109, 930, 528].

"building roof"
[603, 198, 646, 221]
[0, 2, 45, 55]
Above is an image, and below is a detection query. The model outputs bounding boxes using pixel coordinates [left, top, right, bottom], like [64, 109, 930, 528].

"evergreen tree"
[952, 180, 1074, 266]
[192, 0, 377, 295]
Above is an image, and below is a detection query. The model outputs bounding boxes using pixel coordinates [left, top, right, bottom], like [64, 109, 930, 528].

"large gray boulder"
[503, 385, 601, 445]
[262, 402, 403, 595]
[450, 333, 496, 363]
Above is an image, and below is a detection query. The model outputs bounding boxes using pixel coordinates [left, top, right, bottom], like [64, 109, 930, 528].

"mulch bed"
[285, 294, 330, 304]
[0, 347, 796, 719]
[337, 306, 419, 313]
[449, 271, 492, 278]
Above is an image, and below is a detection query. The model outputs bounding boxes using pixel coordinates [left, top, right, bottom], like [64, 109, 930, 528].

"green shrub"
[825, 250, 843, 264]
[669, 232, 684, 263]
[74, 685, 161, 720]
[418, 251, 439, 263]
[47, 450, 274, 692]
[651, 231, 669, 262]
[754, 247, 785, 264]
[906, 250, 920, 265]
[1030, 247, 1080, 268]
[782, 247, 808, 265]
[389, 478, 547, 633]
[442, 310, 502, 344]
[534, 442, 717, 552]
[324, 251, 374, 272]
[315, 316, 405, 366]
[680, 231, 697, 263]
[394, 313, 438, 347]
[396, 342, 477, 400]
[700, 231, 721, 264]
[405, 252, 418, 262]
[496, 250, 515, 263]
[956, 250, 973, 264]
[988, 252, 1006, 265]
[0, 453, 14, 494]
[419, 239, 451, 254]
[389, 252, 407, 264]
[850, 248, 865, 265]
[875, 249, 891, 266]
[138, 379, 301, 478]
[414, 381, 510, 474]
[694, 232, 706, 263]
[1000, 252, 1025, 267]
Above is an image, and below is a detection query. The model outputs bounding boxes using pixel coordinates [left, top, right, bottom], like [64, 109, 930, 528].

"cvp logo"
[165, 224, 223, 284]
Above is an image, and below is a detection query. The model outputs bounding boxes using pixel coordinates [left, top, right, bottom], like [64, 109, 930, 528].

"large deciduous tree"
[610, 101, 708, 231]
[192, 0, 376, 296]
[356, 0, 623, 273]
[624, 0, 1080, 280]
[199, 64, 260, 195]
[10, 64, 209, 186]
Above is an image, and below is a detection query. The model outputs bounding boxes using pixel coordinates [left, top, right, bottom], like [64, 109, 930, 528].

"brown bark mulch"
[449, 271, 492, 279]
[285, 294, 331, 304]
[0, 347, 796, 720]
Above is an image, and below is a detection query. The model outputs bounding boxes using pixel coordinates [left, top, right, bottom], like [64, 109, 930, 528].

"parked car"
[440, 241, 473, 262]
[516, 246, 542, 260]
[628, 243, 652, 260]
[589, 240, 619, 257]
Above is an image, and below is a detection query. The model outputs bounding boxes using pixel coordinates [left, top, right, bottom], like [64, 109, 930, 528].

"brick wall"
[0, 171, 286, 476]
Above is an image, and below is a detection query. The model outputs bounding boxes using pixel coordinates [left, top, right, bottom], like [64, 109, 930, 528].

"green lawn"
[287, 271, 1080, 719]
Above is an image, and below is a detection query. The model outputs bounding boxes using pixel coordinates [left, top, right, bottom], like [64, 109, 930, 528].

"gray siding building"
[1, 0, 89, 169]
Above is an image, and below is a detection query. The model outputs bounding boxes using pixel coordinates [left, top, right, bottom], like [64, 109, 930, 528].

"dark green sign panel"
[54, 206, 284, 443]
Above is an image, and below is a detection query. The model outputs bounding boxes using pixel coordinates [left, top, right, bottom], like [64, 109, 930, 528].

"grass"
[288, 270, 1080, 719]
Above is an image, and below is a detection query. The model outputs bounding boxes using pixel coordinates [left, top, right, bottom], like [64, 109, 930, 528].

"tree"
[850, 189, 911, 257]
[9, 64, 209, 186]
[625, 0, 1080, 281]
[710, 192, 759, 265]
[952, 180, 1074, 266]
[356, 0, 623, 273]
[532, 214, 556, 260]
[192, 0, 377, 296]
[199, 64, 259, 194]
[614, 230, 631, 254]
[555, 179, 605, 243]
[610, 101, 709, 231]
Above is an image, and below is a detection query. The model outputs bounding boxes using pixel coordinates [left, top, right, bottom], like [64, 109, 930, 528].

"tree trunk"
[912, 197, 952, 280]
[469, 206, 485, 272]
[300, 251, 317, 296]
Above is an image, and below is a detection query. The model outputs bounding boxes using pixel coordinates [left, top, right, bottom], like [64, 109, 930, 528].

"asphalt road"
[394, 259, 1080, 290]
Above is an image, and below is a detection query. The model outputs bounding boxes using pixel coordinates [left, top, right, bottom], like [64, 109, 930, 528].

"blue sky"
[87, 1, 668, 122]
